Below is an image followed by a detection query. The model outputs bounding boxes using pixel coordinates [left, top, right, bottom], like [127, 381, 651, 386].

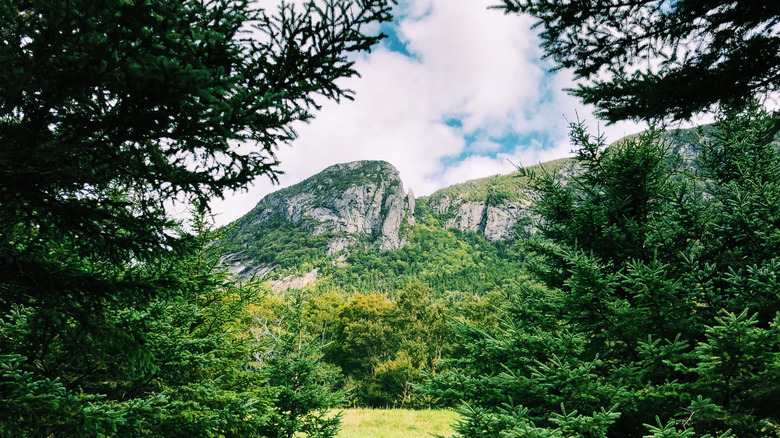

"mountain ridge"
[221, 160, 416, 280]
[219, 125, 744, 287]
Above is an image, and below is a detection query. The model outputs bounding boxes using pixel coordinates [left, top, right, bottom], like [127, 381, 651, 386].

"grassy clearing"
[336, 408, 459, 438]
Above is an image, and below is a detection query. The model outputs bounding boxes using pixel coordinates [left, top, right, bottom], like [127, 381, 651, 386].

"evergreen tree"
[496, 0, 780, 122]
[429, 109, 780, 437]
[253, 289, 345, 438]
[1, 211, 272, 436]
[0, 0, 393, 435]
[697, 106, 780, 323]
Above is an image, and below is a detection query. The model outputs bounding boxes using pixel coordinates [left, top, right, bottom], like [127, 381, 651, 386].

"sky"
[210, 0, 648, 226]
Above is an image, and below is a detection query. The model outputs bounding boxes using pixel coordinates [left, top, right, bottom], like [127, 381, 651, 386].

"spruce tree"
[496, 0, 780, 122]
[0, 0, 393, 435]
[430, 109, 780, 437]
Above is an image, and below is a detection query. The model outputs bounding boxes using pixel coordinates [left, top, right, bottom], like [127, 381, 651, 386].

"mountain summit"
[221, 160, 416, 277]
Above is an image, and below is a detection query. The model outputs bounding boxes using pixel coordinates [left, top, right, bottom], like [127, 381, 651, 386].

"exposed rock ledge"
[248, 160, 415, 252]
[444, 200, 534, 241]
[268, 269, 319, 293]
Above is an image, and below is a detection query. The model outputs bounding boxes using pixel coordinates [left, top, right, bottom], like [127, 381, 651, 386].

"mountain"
[219, 158, 540, 293]
[218, 125, 747, 292]
[419, 157, 579, 241]
[239, 160, 413, 247]
[221, 161, 414, 279]
[214, 119, 780, 414]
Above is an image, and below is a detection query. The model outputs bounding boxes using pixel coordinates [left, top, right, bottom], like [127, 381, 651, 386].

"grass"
[335, 408, 460, 438]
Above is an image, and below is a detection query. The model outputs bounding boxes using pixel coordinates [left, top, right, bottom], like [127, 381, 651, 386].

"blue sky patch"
[379, 21, 416, 59]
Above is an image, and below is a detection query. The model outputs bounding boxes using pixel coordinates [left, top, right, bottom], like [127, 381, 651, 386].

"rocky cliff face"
[234, 160, 414, 249]
[420, 159, 581, 242]
[430, 197, 534, 242]
[221, 160, 415, 280]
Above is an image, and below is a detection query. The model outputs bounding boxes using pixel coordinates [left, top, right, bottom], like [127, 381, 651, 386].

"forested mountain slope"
[219, 158, 545, 294]
[219, 125, 717, 291]
[215, 120, 780, 420]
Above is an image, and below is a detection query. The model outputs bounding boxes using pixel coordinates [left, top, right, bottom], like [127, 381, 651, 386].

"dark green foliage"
[224, 214, 332, 270]
[1, 0, 393, 260]
[0, 0, 393, 435]
[1, 215, 273, 437]
[688, 311, 780, 428]
[696, 108, 780, 321]
[452, 403, 621, 438]
[328, 223, 527, 296]
[427, 108, 780, 437]
[529, 125, 684, 267]
[497, 0, 780, 122]
[254, 290, 345, 438]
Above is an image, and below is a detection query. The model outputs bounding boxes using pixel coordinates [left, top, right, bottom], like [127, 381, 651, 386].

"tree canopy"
[496, 0, 780, 122]
[1, 0, 392, 259]
[423, 107, 780, 437]
[0, 0, 393, 435]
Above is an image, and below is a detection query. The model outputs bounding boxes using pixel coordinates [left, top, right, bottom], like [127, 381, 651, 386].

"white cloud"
[397, 0, 545, 133]
[211, 0, 648, 226]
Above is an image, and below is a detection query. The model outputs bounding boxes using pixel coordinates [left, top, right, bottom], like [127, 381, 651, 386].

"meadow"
[336, 408, 459, 438]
